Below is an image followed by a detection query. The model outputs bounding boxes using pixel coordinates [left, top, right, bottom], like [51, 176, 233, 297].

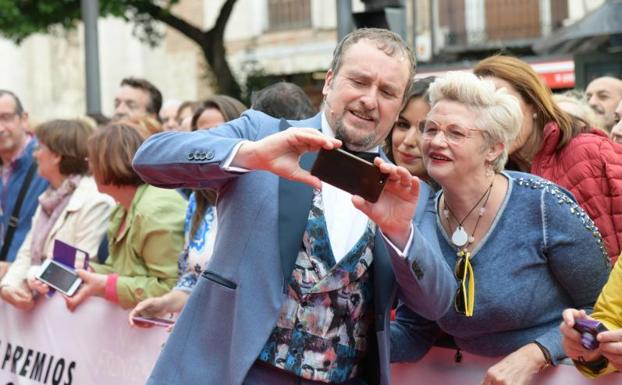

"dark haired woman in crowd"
[385, 76, 436, 185]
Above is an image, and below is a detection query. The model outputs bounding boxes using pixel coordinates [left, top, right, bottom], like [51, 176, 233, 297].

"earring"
[485, 164, 494, 177]
[532, 113, 537, 120]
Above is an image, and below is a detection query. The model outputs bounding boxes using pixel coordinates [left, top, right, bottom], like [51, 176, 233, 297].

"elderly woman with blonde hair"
[391, 72, 610, 385]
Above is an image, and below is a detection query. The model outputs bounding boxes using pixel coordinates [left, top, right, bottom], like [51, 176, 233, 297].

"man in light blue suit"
[133, 28, 455, 385]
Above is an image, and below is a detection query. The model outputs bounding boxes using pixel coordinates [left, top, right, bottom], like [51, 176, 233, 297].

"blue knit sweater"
[391, 171, 611, 365]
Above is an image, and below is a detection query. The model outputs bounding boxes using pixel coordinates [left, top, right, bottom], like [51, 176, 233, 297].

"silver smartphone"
[36, 259, 82, 297]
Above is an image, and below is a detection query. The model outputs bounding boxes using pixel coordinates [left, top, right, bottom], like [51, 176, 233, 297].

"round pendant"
[451, 226, 469, 247]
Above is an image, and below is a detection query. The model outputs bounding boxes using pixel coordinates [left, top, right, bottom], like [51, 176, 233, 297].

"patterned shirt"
[258, 190, 375, 383]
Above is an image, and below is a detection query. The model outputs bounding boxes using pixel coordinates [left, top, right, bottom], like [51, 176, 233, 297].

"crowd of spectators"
[1, 51, 622, 383]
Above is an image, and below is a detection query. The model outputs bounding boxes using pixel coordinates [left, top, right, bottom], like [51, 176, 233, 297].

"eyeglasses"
[418, 119, 484, 145]
[454, 249, 475, 316]
[0, 112, 18, 124]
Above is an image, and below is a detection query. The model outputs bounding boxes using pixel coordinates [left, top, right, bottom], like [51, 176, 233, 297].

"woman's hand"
[480, 343, 547, 385]
[27, 276, 50, 295]
[0, 285, 34, 311]
[64, 269, 107, 311]
[129, 291, 189, 332]
[560, 308, 602, 363]
[129, 290, 188, 323]
[597, 328, 622, 370]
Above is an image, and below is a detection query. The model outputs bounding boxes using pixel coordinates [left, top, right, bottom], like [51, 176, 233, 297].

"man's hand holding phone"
[351, 158, 420, 249]
[310, 149, 419, 249]
[234, 129, 420, 249]
[233, 127, 342, 189]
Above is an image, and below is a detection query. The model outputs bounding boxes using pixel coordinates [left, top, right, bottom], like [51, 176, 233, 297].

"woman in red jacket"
[474, 55, 622, 264]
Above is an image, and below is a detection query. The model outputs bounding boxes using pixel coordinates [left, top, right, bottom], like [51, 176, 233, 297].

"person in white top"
[0, 119, 114, 310]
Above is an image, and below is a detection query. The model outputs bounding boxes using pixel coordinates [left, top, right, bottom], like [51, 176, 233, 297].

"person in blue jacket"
[0, 90, 48, 272]
[132, 28, 455, 385]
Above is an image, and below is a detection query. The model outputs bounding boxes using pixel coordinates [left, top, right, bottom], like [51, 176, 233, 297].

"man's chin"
[335, 127, 378, 151]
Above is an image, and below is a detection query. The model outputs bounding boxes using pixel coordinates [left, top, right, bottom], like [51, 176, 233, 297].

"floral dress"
[175, 193, 217, 292]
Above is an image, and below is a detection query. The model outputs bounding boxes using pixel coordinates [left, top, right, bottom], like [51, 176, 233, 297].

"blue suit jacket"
[133, 110, 455, 385]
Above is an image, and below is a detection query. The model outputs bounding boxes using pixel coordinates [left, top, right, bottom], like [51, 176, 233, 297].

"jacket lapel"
[373, 231, 396, 331]
[277, 118, 317, 290]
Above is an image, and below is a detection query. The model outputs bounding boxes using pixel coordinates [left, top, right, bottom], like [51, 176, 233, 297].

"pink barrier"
[2, 294, 619, 384]
[0, 295, 168, 385]
[391, 346, 620, 385]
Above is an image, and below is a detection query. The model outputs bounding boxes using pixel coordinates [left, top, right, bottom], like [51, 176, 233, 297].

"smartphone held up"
[310, 148, 387, 202]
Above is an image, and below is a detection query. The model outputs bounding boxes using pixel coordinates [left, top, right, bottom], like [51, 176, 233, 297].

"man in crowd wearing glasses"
[0, 90, 47, 274]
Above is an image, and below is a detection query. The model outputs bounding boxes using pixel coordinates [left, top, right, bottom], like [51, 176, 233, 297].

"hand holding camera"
[573, 318, 608, 350]
[560, 309, 608, 367]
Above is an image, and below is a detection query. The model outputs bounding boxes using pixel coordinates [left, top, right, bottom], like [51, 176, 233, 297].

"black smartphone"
[310, 148, 388, 202]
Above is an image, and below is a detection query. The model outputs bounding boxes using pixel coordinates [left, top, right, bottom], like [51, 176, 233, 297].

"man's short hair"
[35, 119, 93, 176]
[120, 77, 163, 116]
[328, 28, 416, 100]
[0, 89, 25, 115]
[251, 82, 316, 120]
[87, 122, 144, 187]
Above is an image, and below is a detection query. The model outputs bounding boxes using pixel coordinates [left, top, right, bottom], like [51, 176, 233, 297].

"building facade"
[0, 0, 606, 120]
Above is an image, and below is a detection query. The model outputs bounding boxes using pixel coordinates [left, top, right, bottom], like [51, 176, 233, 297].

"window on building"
[268, 0, 312, 31]
[439, 0, 569, 45]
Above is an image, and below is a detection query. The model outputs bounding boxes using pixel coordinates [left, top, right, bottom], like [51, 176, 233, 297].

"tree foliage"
[0, 0, 241, 98]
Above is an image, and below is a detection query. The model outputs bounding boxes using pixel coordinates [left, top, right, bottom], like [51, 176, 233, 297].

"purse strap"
[0, 162, 38, 261]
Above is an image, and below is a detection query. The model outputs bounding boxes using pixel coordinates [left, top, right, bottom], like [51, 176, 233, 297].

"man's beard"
[333, 119, 377, 151]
